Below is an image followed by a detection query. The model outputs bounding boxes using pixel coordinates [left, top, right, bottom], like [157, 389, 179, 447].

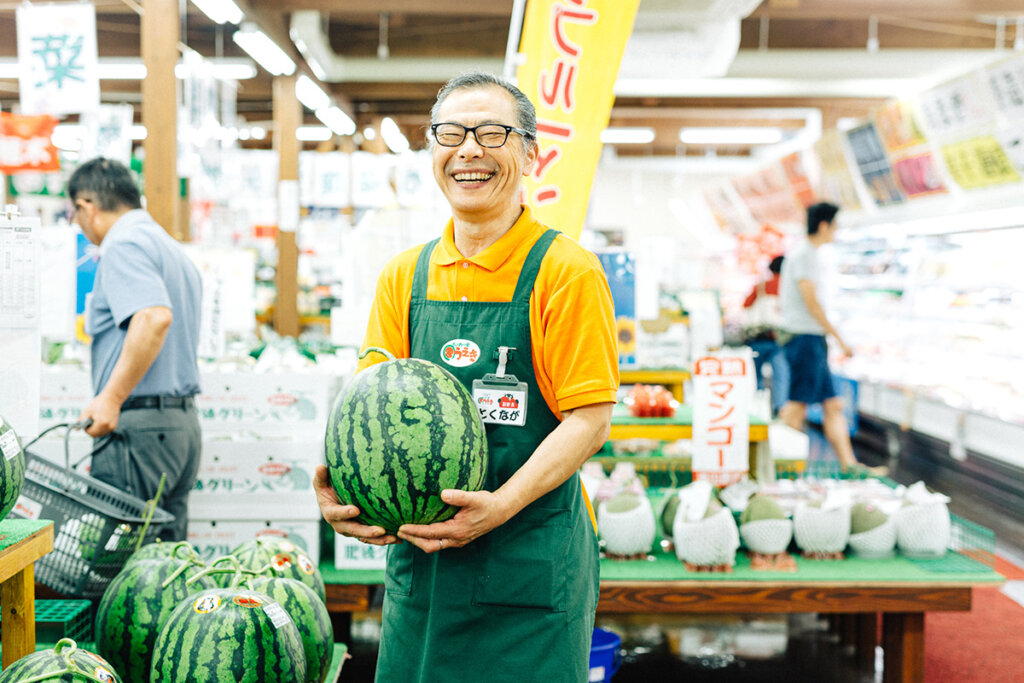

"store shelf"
[618, 367, 691, 402]
[610, 404, 768, 442]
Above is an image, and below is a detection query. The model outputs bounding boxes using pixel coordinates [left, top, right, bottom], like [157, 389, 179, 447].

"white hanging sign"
[692, 354, 752, 487]
[17, 3, 100, 116]
[79, 104, 134, 164]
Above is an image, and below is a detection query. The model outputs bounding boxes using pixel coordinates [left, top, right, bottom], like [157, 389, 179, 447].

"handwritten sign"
[692, 354, 752, 487]
[16, 3, 99, 115]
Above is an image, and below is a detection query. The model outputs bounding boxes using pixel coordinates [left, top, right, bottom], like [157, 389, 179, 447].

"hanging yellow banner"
[515, 0, 640, 240]
[941, 136, 1022, 189]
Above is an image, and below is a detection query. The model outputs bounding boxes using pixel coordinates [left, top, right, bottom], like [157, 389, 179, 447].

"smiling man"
[314, 71, 619, 682]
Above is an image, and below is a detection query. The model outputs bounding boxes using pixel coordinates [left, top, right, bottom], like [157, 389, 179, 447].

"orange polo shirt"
[358, 206, 619, 417]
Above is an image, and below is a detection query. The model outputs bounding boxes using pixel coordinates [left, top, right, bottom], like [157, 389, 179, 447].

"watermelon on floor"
[95, 556, 215, 682]
[325, 347, 487, 532]
[0, 638, 122, 682]
[150, 588, 306, 682]
[247, 576, 333, 683]
[0, 413, 25, 521]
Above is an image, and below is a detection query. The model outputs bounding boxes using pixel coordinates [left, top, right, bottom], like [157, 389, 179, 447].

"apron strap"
[511, 229, 559, 303]
[411, 238, 441, 300]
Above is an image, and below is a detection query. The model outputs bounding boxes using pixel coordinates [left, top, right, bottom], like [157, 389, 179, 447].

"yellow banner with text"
[515, 0, 640, 240]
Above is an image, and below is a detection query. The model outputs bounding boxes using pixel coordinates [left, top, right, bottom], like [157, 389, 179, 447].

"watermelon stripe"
[0, 420, 26, 521]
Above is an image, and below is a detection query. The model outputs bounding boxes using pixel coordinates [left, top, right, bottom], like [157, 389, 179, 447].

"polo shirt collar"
[433, 206, 542, 272]
[98, 209, 150, 255]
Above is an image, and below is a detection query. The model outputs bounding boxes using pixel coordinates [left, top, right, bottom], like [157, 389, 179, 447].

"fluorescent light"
[362, 127, 377, 141]
[98, 60, 148, 79]
[129, 125, 147, 140]
[52, 125, 83, 151]
[679, 126, 784, 145]
[296, 75, 330, 112]
[380, 117, 409, 153]
[600, 127, 655, 144]
[191, 0, 243, 25]
[250, 126, 267, 140]
[174, 58, 257, 81]
[233, 23, 295, 76]
[297, 126, 333, 142]
[315, 106, 356, 136]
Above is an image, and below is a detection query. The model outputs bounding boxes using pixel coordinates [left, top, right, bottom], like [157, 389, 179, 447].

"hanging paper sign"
[845, 123, 905, 207]
[702, 183, 756, 235]
[515, 0, 641, 240]
[875, 101, 928, 153]
[732, 164, 804, 226]
[692, 355, 751, 487]
[915, 74, 995, 139]
[79, 104, 134, 165]
[351, 152, 395, 208]
[16, 2, 99, 116]
[811, 131, 862, 211]
[890, 153, 948, 198]
[0, 113, 60, 174]
[997, 126, 1024, 174]
[780, 152, 815, 209]
[986, 54, 1024, 122]
[941, 135, 1022, 189]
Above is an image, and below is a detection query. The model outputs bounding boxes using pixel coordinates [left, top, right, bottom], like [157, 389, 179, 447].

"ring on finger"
[439, 539, 444, 550]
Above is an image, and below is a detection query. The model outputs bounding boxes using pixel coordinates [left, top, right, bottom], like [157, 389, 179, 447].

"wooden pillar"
[141, 0, 178, 235]
[0, 564, 34, 668]
[882, 612, 925, 683]
[273, 74, 300, 337]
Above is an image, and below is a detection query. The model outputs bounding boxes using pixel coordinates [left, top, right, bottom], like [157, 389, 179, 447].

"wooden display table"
[610, 404, 768, 442]
[0, 520, 54, 668]
[319, 549, 1002, 683]
[619, 367, 690, 402]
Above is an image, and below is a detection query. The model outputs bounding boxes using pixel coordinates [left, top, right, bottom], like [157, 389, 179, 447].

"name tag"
[473, 380, 528, 427]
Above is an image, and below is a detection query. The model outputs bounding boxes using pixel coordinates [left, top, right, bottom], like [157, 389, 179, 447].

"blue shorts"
[783, 334, 837, 405]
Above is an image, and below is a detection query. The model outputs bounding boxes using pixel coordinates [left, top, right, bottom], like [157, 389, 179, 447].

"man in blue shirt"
[69, 158, 203, 540]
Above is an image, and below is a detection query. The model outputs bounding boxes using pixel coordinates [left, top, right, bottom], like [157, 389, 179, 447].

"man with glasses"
[315, 71, 618, 681]
[67, 158, 203, 542]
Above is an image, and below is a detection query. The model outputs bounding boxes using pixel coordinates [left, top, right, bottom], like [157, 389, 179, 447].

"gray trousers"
[90, 403, 202, 541]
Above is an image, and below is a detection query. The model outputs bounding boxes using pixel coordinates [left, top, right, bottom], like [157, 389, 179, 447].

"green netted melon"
[604, 492, 643, 514]
[851, 502, 889, 534]
[740, 495, 786, 525]
[660, 492, 681, 537]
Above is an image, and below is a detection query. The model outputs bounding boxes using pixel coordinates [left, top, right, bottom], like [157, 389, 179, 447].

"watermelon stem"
[19, 639, 118, 683]
[359, 346, 397, 362]
[187, 555, 243, 586]
[161, 553, 206, 589]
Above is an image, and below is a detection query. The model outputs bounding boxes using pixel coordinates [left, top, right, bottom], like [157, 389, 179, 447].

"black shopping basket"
[11, 422, 174, 598]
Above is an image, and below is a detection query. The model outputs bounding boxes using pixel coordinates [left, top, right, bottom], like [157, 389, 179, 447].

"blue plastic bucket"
[589, 627, 622, 682]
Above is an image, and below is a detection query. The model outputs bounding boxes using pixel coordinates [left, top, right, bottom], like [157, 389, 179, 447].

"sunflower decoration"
[615, 316, 636, 361]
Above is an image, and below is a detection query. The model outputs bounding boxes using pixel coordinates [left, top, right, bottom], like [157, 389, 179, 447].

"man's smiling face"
[432, 85, 537, 222]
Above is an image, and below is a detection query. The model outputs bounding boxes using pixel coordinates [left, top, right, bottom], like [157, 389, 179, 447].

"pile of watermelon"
[1, 536, 333, 682]
[325, 347, 488, 531]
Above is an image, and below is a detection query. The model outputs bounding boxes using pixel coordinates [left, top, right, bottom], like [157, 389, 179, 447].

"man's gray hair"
[429, 71, 537, 149]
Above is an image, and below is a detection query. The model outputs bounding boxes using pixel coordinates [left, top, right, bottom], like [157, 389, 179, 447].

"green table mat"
[612, 403, 768, 427]
[326, 642, 349, 682]
[0, 519, 52, 553]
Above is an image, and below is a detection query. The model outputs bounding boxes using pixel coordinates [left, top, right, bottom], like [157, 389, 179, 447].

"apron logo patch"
[440, 339, 480, 367]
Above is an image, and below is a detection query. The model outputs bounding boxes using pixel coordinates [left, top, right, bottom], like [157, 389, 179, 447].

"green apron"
[376, 229, 600, 683]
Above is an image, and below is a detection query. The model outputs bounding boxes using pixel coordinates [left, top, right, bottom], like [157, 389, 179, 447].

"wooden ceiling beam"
[753, 0, 1024, 20]
[259, 0, 513, 16]
[740, 17, 1013, 49]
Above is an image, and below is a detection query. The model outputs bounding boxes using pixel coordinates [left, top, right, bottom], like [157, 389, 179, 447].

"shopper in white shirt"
[778, 201, 875, 472]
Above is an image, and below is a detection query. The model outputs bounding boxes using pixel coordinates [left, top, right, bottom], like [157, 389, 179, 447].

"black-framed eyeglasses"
[430, 122, 534, 148]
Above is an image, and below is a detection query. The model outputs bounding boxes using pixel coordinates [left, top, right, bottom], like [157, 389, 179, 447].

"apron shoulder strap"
[511, 229, 559, 303]
[411, 238, 441, 300]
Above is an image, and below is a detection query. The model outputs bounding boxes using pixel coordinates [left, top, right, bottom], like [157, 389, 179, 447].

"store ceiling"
[0, 0, 1019, 156]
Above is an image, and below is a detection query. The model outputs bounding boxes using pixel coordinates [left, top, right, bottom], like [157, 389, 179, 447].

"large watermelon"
[150, 588, 306, 682]
[126, 539, 202, 567]
[214, 538, 326, 602]
[95, 557, 216, 682]
[0, 638, 122, 682]
[325, 347, 487, 532]
[247, 577, 333, 683]
[0, 413, 25, 520]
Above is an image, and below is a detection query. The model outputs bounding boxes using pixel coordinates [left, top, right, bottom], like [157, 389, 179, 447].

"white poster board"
[691, 352, 752, 487]
[0, 211, 42, 437]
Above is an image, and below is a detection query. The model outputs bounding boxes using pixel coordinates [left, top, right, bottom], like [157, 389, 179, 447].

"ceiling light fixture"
[679, 126, 784, 145]
[233, 23, 295, 76]
[295, 75, 330, 112]
[296, 126, 333, 142]
[315, 106, 356, 136]
[600, 127, 656, 144]
[191, 0, 243, 25]
[0, 57, 257, 80]
[380, 117, 409, 153]
[363, 127, 377, 141]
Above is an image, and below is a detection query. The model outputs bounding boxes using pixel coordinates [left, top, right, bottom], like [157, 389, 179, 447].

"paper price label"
[263, 601, 292, 629]
[0, 430, 20, 460]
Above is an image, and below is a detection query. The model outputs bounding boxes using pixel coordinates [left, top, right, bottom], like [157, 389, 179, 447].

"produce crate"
[0, 600, 92, 644]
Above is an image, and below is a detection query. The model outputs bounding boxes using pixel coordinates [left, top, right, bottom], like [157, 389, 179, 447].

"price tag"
[262, 601, 292, 629]
[0, 430, 20, 461]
